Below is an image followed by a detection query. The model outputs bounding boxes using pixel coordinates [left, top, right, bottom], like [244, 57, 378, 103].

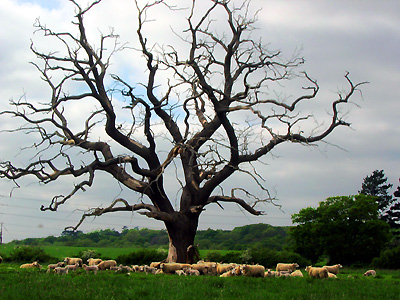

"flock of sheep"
[8, 256, 378, 278]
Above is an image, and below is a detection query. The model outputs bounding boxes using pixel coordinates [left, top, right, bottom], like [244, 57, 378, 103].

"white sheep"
[184, 268, 200, 276]
[87, 258, 102, 266]
[242, 264, 265, 277]
[220, 269, 236, 277]
[97, 260, 117, 270]
[175, 270, 186, 276]
[290, 270, 304, 277]
[305, 266, 328, 279]
[64, 257, 83, 267]
[264, 269, 278, 277]
[328, 272, 337, 278]
[323, 264, 343, 275]
[82, 264, 98, 275]
[46, 262, 65, 273]
[363, 270, 376, 277]
[20, 261, 42, 269]
[276, 263, 299, 273]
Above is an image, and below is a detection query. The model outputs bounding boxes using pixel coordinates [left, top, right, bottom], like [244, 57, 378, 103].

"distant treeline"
[10, 223, 291, 251]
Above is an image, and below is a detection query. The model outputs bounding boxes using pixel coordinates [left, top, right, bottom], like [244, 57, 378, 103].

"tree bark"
[164, 213, 199, 263]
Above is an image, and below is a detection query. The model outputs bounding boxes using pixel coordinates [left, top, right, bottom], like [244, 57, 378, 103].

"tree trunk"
[164, 214, 199, 263]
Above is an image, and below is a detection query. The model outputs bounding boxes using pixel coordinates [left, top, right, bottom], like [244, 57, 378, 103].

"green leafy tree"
[291, 195, 391, 265]
[360, 170, 400, 228]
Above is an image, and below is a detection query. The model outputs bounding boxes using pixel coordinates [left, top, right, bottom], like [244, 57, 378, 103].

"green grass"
[0, 263, 399, 300]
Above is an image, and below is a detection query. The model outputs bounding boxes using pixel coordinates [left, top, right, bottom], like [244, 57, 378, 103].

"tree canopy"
[360, 170, 400, 229]
[0, 0, 366, 262]
[290, 194, 391, 265]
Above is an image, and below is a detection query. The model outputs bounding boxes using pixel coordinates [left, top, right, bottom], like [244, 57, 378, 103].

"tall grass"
[0, 264, 399, 300]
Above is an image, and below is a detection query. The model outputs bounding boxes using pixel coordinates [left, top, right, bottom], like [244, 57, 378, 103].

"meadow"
[0, 263, 399, 300]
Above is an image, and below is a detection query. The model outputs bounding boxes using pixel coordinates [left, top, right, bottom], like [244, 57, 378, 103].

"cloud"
[0, 0, 399, 243]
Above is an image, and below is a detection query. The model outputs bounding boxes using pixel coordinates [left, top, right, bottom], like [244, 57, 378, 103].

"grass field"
[0, 263, 399, 300]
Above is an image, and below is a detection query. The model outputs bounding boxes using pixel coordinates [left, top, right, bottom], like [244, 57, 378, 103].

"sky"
[0, 0, 399, 243]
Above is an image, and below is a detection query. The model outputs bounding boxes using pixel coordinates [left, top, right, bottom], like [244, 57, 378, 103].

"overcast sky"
[0, 0, 399, 243]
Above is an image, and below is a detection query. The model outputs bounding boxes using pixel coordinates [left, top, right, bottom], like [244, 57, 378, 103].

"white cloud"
[0, 0, 399, 243]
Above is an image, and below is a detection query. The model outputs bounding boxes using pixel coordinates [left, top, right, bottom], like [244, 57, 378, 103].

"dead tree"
[0, 0, 366, 262]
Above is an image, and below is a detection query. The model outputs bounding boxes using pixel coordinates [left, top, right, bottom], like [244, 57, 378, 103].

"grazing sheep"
[323, 264, 343, 275]
[82, 264, 98, 275]
[97, 260, 117, 270]
[119, 265, 133, 272]
[242, 264, 265, 277]
[276, 263, 299, 273]
[65, 263, 80, 272]
[64, 257, 83, 267]
[364, 270, 376, 277]
[305, 266, 328, 279]
[87, 258, 102, 266]
[20, 261, 42, 269]
[54, 267, 69, 275]
[290, 270, 304, 277]
[144, 266, 156, 275]
[328, 272, 337, 278]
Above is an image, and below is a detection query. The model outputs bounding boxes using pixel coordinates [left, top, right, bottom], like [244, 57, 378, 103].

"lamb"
[184, 268, 200, 276]
[305, 266, 328, 279]
[323, 264, 343, 275]
[82, 264, 98, 275]
[264, 269, 278, 277]
[97, 260, 117, 270]
[64, 257, 83, 267]
[242, 264, 265, 277]
[65, 263, 80, 272]
[20, 261, 42, 269]
[175, 270, 186, 276]
[363, 270, 376, 277]
[276, 263, 299, 273]
[290, 270, 304, 277]
[54, 267, 69, 275]
[46, 262, 65, 273]
[87, 258, 102, 266]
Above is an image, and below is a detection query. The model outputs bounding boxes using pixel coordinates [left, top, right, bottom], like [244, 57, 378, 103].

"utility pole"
[0, 223, 2, 244]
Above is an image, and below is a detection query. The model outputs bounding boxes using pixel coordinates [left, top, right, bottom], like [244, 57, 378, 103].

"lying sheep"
[64, 257, 83, 267]
[276, 263, 299, 273]
[196, 261, 217, 275]
[144, 266, 156, 275]
[323, 264, 343, 275]
[364, 270, 376, 277]
[65, 263, 80, 272]
[46, 262, 65, 273]
[160, 263, 190, 274]
[216, 263, 236, 275]
[290, 270, 304, 277]
[54, 267, 69, 275]
[328, 272, 337, 278]
[305, 266, 328, 279]
[220, 269, 236, 277]
[20, 261, 42, 269]
[242, 264, 265, 277]
[82, 264, 98, 275]
[87, 258, 102, 266]
[97, 260, 117, 270]
[184, 268, 200, 276]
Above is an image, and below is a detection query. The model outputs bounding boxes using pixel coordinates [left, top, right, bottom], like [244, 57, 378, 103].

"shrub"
[371, 245, 400, 269]
[8, 246, 55, 263]
[116, 249, 167, 265]
[73, 249, 102, 262]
